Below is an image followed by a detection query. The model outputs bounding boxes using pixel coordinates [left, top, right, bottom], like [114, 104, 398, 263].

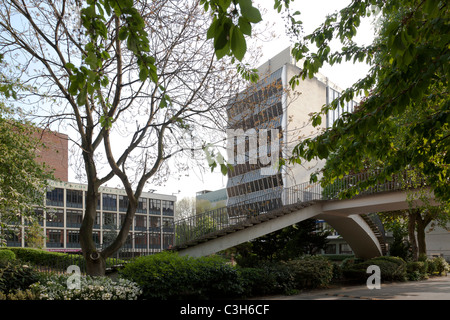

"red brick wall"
[33, 129, 69, 182]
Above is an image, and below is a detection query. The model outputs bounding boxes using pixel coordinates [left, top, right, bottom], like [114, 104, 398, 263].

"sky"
[148, 0, 378, 201]
[64, 0, 377, 201]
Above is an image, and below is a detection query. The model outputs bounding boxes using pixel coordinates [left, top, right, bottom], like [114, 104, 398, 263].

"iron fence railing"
[173, 170, 424, 248]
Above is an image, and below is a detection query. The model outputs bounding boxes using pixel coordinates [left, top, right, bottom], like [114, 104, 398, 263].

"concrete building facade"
[6, 180, 176, 256]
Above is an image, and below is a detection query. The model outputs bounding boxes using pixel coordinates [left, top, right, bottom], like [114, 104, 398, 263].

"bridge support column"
[319, 214, 383, 259]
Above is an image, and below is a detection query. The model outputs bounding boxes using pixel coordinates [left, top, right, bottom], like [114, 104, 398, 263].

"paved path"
[262, 275, 450, 300]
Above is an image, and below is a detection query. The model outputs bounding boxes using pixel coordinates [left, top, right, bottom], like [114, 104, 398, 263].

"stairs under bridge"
[171, 171, 435, 259]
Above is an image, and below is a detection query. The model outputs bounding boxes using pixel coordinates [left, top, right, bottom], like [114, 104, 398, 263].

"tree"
[175, 197, 196, 220]
[0, 0, 264, 275]
[283, 0, 449, 204]
[240, 219, 330, 262]
[0, 56, 54, 241]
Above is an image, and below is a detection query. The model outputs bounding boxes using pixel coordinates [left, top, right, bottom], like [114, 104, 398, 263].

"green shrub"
[285, 255, 334, 289]
[431, 256, 449, 275]
[239, 261, 295, 296]
[0, 261, 40, 294]
[342, 256, 407, 282]
[119, 252, 242, 300]
[0, 289, 38, 300]
[0, 249, 16, 266]
[406, 261, 428, 281]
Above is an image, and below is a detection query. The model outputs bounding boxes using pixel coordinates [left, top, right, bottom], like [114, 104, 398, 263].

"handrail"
[172, 170, 424, 248]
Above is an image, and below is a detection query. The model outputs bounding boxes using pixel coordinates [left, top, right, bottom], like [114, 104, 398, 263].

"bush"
[0, 247, 85, 270]
[30, 274, 142, 300]
[0, 249, 16, 266]
[0, 289, 38, 300]
[342, 256, 407, 282]
[238, 261, 295, 297]
[0, 261, 40, 294]
[406, 261, 428, 281]
[119, 252, 242, 300]
[285, 256, 334, 289]
[430, 256, 450, 275]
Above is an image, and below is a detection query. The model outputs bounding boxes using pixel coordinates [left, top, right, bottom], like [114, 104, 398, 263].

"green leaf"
[76, 86, 87, 106]
[139, 67, 148, 82]
[118, 26, 128, 41]
[238, 17, 252, 36]
[241, 6, 262, 23]
[230, 26, 246, 61]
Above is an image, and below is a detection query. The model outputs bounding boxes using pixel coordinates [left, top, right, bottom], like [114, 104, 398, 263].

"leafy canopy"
[286, 0, 449, 202]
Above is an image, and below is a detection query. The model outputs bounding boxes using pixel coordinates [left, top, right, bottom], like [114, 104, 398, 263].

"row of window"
[36, 208, 173, 231]
[6, 229, 173, 250]
[227, 78, 283, 120]
[228, 102, 283, 131]
[227, 158, 281, 178]
[46, 188, 174, 215]
[227, 173, 283, 198]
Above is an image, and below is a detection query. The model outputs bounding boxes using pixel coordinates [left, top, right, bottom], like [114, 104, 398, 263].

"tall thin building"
[226, 47, 355, 212]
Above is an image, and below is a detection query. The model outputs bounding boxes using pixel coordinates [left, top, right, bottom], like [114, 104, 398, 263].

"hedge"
[0, 247, 85, 270]
[0, 249, 16, 266]
[285, 255, 334, 289]
[342, 256, 407, 282]
[119, 253, 337, 299]
[119, 252, 243, 300]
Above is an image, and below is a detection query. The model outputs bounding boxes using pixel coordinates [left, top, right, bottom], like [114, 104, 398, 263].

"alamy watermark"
[67, 265, 81, 290]
[366, 265, 381, 290]
[226, 128, 280, 176]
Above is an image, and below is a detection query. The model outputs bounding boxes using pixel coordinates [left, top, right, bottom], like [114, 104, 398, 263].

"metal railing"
[173, 170, 424, 248]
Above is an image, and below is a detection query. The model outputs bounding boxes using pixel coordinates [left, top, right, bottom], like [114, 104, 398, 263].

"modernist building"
[225, 47, 450, 260]
[5, 181, 176, 256]
[226, 47, 355, 209]
[3, 128, 176, 256]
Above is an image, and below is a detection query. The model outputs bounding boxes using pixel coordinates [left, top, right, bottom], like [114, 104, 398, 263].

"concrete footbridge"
[171, 172, 437, 259]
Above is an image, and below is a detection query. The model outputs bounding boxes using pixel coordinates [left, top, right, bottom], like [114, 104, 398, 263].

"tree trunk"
[79, 156, 104, 276]
[415, 210, 431, 259]
[407, 210, 418, 261]
[86, 251, 106, 277]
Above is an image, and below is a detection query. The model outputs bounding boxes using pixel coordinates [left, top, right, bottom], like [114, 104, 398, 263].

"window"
[46, 209, 64, 227]
[149, 233, 161, 249]
[134, 215, 147, 231]
[66, 230, 80, 248]
[162, 201, 174, 216]
[66, 189, 83, 208]
[102, 194, 117, 211]
[5, 228, 20, 247]
[149, 199, 161, 215]
[46, 188, 64, 207]
[103, 212, 117, 227]
[66, 209, 83, 228]
[324, 244, 337, 255]
[137, 197, 147, 213]
[135, 232, 147, 249]
[339, 243, 353, 255]
[149, 216, 160, 231]
[46, 229, 63, 248]
[119, 195, 129, 212]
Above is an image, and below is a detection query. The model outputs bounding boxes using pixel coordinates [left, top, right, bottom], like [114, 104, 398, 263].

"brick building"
[33, 128, 69, 182]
